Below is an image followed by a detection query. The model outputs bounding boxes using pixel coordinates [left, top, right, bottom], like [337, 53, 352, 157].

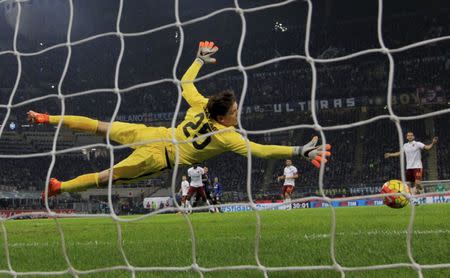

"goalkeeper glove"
[196, 41, 219, 64]
[297, 136, 331, 168]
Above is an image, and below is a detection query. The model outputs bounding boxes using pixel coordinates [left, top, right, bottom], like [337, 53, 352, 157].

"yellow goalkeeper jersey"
[165, 59, 295, 166]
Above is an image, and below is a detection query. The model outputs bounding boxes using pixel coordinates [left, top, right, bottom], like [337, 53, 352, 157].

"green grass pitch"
[0, 204, 449, 277]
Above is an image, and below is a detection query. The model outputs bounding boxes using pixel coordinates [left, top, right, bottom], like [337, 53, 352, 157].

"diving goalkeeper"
[28, 41, 332, 199]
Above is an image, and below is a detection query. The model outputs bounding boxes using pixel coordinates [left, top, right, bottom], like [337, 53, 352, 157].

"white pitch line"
[303, 229, 450, 240]
[5, 229, 449, 247]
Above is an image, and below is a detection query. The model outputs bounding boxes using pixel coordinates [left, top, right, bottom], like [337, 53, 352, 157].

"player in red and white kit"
[186, 165, 211, 213]
[277, 159, 298, 210]
[385, 131, 438, 204]
[178, 175, 190, 211]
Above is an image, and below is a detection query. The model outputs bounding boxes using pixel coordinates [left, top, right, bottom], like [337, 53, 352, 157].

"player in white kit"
[277, 159, 298, 210]
[179, 175, 190, 210]
[187, 165, 211, 212]
[384, 131, 438, 204]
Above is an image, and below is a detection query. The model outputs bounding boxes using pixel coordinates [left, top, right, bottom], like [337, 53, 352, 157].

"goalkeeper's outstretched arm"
[182, 41, 331, 168]
[224, 131, 331, 168]
[181, 41, 218, 108]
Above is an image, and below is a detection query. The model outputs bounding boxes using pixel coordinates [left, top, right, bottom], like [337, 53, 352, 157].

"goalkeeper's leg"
[28, 111, 167, 152]
[27, 110, 106, 135]
[43, 146, 168, 199]
[27, 111, 159, 149]
[42, 170, 108, 199]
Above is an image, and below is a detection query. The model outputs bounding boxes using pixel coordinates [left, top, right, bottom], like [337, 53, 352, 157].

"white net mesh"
[0, 0, 449, 277]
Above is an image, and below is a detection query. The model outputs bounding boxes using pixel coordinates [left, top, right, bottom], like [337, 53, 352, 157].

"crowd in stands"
[4, 105, 447, 204]
[436, 116, 450, 179]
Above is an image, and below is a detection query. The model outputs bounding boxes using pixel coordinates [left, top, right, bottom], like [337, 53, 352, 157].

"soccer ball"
[380, 180, 411, 209]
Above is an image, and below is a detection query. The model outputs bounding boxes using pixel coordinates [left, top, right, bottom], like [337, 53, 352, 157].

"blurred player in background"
[28, 41, 331, 201]
[277, 159, 298, 210]
[186, 165, 210, 213]
[385, 131, 438, 205]
[191, 166, 209, 207]
[178, 175, 190, 212]
[201, 166, 217, 212]
[212, 177, 223, 212]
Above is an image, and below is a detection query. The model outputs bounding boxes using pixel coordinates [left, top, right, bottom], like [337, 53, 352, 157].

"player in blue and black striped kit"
[212, 177, 223, 213]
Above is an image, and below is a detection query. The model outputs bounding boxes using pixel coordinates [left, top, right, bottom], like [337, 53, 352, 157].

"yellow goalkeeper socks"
[49, 115, 99, 133]
[61, 173, 100, 193]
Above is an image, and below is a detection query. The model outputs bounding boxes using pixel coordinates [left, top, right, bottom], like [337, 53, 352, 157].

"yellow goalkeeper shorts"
[108, 122, 172, 183]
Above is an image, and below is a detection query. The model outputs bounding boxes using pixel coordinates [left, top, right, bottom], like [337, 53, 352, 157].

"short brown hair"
[207, 91, 236, 121]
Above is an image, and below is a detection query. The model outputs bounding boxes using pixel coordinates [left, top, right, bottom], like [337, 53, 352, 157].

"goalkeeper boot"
[27, 110, 49, 124]
[41, 178, 62, 200]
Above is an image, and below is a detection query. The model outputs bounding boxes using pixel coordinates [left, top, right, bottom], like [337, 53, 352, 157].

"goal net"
[0, 0, 449, 277]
